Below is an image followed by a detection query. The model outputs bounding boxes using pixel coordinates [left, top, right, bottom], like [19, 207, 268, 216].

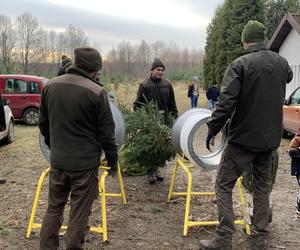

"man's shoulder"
[241, 48, 283, 61]
[140, 78, 172, 88]
[238, 48, 289, 69]
[267, 50, 289, 64]
[162, 78, 172, 85]
[140, 78, 150, 86]
[46, 74, 104, 96]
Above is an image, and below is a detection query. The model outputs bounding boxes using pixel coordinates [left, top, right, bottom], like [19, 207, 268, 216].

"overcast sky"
[2, 0, 223, 55]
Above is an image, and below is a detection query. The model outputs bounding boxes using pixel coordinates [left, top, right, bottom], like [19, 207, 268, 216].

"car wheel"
[23, 108, 39, 126]
[5, 120, 14, 144]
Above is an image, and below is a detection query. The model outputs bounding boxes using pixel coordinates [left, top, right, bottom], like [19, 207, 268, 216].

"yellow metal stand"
[167, 157, 251, 236]
[26, 162, 127, 242]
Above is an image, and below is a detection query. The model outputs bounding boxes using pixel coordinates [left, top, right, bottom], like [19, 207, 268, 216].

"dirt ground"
[0, 123, 300, 250]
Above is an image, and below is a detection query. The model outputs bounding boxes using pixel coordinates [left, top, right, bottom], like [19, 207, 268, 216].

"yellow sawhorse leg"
[26, 163, 126, 242]
[167, 157, 251, 236]
[104, 162, 127, 204]
[26, 167, 50, 238]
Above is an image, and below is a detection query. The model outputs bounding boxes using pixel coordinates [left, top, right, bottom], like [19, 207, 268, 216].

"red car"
[283, 86, 300, 136]
[0, 75, 48, 125]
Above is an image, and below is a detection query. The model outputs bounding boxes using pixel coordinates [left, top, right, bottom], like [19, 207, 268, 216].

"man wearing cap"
[39, 47, 118, 249]
[134, 58, 178, 184]
[200, 20, 293, 250]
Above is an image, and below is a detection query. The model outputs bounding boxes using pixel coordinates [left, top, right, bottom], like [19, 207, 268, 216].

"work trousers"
[215, 144, 273, 242]
[39, 168, 99, 250]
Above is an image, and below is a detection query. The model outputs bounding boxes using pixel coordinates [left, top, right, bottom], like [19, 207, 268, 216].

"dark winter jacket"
[208, 43, 293, 152]
[134, 76, 178, 118]
[206, 85, 219, 101]
[39, 66, 118, 171]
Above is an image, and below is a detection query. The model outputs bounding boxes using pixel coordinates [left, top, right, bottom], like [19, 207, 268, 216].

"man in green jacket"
[134, 58, 178, 184]
[200, 21, 293, 250]
[39, 47, 118, 250]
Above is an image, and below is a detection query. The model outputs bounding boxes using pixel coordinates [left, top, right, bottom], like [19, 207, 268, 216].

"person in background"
[188, 76, 199, 108]
[134, 58, 178, 184]
[201, 20, 293, 250]
[39, 47, 118, 250]
[206, 81, 220, 110]
[57, 55, 72, 76]
[288, 129, 300, 214]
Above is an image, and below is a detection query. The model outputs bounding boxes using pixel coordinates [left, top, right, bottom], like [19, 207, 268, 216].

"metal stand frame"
[26, 163, 126, 242]
[167, 157, 251, 236]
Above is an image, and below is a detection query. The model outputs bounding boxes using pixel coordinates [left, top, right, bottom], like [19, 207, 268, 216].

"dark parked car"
[0, 75, 48, 125]
[283, 86, 300, 136]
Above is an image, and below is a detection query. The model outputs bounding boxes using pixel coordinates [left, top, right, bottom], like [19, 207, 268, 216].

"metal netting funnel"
[171, 108, 227, 171]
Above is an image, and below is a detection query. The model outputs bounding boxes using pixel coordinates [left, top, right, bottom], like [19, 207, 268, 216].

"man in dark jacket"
[39, 47, 118, 250]
[57, 55, 72, 76]
[206, 81, 219, 110]
[134, 58, 178, 184]
[200, 21, 293, 250]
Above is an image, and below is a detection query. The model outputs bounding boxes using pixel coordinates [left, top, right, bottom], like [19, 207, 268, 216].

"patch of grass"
[151, 205, 165, 213]
[0, 224, 11, 236]
[111, 81, 209, 113]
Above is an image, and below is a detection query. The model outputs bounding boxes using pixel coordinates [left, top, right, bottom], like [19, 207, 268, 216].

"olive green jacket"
[134, 76, 178, 118]
[39, 67, 118, 171]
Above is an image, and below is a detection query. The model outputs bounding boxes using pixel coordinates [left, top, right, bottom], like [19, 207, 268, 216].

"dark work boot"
[199, 234, 232, 250]
[155, 174, 164, 182]
[249, 234, 267, 250]
[148, 173, 156, 185]
[199, 239, 221, 250]
[0, 178, 7, 184]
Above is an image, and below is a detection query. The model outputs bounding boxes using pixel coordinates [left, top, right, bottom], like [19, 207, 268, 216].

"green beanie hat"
[241, 20, 266, 43]
[151, 58, 165, 71]
[74, 47, 102, 72]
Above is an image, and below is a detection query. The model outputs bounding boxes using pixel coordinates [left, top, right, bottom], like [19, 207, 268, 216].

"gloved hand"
[206, 131, 215, 151]
[105, 150, 118, 177]
[107, 161, 118, 177]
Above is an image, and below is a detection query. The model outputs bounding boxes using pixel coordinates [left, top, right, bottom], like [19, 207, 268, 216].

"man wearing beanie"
[200, 20, 293, 250]
[57, 55, 72, 76]
[39, 47, 118, 250]
[134, 58, 178, 184]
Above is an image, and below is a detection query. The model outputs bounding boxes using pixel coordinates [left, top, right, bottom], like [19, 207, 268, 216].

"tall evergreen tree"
[204, 0, 266, 87]
[265, 0, 300, 38]
[203, 6, 225, 89]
